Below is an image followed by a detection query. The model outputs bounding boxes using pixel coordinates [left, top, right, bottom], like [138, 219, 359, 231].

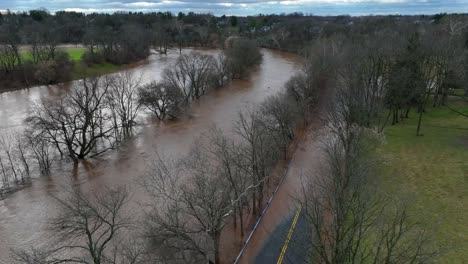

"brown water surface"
[0, 48, 300, 262]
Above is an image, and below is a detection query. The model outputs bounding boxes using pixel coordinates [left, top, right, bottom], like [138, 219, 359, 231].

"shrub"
[34, 60, 57, 84]
[82, 50, 104, 66]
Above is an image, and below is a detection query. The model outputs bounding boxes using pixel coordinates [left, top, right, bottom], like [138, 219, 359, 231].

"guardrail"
[233, 147, 299, 264]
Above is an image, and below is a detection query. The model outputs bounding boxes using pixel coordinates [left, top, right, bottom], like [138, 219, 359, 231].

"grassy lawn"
[66, 48, 86, 61]
[18, 47, 128, 81]
[20, 47, 86, 62]
[378, 95, 468, 263]
[71, 62, 126, 80]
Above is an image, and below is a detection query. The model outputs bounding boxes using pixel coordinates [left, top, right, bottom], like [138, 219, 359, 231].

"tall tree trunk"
[416, 105, 424, 136]
[405, 106, 410, 118]
[214, 233, 221, 264]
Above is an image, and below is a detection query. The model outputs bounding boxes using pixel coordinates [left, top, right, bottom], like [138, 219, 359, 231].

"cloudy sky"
[1, 0, 468, 16]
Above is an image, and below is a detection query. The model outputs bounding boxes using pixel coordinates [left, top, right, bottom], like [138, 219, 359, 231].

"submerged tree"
[12, 186, 144, 264]
[138, 81, 185, 120]
[107, 72, 142, 137]
[224, 37, 263, 79]
[27, 77, 116, 162]
[144, 147, 234, 264]
[163, 52, 216, 102]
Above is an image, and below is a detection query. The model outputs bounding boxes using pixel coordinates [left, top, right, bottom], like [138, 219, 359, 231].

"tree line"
[291, 21, 459, 264]
[0, 9, 268, 89]
[0, 37, 261, 195]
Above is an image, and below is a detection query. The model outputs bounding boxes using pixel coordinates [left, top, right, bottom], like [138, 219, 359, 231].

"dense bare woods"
[144, 146, 234, 264]
[292, 23, 458, 263]
[299, 87, 437, 264]
[141, 45, 312, 264]
[143, 110, 297, 263]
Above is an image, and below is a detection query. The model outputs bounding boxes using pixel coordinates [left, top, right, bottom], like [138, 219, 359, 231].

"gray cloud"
[1, 0, 467, 15]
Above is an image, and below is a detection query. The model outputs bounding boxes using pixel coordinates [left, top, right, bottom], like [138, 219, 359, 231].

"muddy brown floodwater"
[0, 48, 301, 262]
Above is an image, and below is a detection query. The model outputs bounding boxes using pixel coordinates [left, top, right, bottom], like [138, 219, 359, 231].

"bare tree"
[12, 186, 136, 264]
[338, 36, 393, 129]
[107, 72, 142, 137]
[234, 109, 281, 215]
[27, 77, 116, 162]
[260, 93, 300, 152]
[300, 129, 436, 264]
[211, 53, 231, 88]
[0, 17, 25, 82]
[138, 81, 185, 120]
[224, 37, 263, 79]
[298, 83, 437, 264]
[144, 147, 235, 264]
[203, 126, 252, 238]
[25, 130, 54, 176]
[21, 20, 58, 64]
[163, 52, 216, 102]
[0, 44, 19, 73]
[0, 133, 31, 185]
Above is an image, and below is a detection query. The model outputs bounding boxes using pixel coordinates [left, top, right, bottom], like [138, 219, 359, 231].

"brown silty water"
[223, 83, 331, 263]
[0, 48, 301, 262]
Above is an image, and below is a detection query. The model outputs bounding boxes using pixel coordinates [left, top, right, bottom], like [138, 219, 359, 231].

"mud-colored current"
[0, 49, 301, 262]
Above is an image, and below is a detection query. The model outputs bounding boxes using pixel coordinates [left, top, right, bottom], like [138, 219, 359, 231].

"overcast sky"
[1, 0, 468, 16]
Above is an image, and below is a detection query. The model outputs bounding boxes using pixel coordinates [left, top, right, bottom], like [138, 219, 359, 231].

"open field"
[18, 46, 129, 81]
[20, 47, 86, 62]
[71, 62, 125, 80]
[379, 95, 468, 263]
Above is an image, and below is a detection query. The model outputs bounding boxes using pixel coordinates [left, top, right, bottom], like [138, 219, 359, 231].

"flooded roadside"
[0, 48, 301, 262]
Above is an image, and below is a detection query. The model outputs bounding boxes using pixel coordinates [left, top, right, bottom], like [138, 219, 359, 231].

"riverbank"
[378, 95, 468, 263]
[0, 49, 301, 261]
[222, 79, 330, 263]
[0, 46, 147, 93]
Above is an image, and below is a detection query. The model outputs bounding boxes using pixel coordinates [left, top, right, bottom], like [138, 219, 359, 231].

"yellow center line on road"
[276, 205, 302, 264]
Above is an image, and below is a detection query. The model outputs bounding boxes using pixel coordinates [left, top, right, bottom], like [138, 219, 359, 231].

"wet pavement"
[255, 206, 311, 264]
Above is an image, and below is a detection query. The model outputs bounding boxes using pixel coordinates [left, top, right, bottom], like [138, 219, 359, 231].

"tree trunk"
[416, 105, 424, 136]
[404, 106, 410, 118]
[214, 233, 221, 264]
[239, 205, 244, 238]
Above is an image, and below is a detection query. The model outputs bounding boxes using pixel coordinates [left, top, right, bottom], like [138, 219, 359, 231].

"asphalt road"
[254, 206, 311, 264]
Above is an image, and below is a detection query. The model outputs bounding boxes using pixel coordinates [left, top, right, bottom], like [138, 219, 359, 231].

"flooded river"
[0, 48, 301, 262]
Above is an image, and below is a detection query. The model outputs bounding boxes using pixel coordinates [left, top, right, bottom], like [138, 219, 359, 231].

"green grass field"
[379, 95, 468, 263]
[20, 47, 86, 62]
[71, 62, 124, 80]
[18, 47, 128, 80]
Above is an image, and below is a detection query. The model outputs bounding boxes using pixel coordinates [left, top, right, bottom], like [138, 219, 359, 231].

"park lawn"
[66, 48, 86, 61]
[71, 61, 127, 80]
[378, 97, 468, 263]
[19, 48, 126, 80]
[19, 47, 128, 80]
[20, 47, 86, 62]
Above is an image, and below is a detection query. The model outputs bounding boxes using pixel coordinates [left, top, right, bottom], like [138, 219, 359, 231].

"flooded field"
[0, 48, 301, 262]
